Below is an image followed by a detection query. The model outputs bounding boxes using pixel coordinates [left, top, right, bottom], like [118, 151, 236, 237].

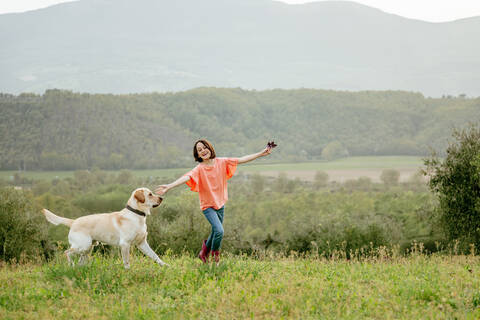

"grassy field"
[240, 156, 424, 182]
[241, 156, 423, 172]
[1, 251, 479, 319]
[0, 156, 424, 182]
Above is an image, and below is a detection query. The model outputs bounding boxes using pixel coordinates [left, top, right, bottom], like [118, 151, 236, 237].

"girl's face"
[196, 142, 212, 161]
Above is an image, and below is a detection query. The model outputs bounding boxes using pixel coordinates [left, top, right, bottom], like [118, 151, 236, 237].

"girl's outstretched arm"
[237, 147, 272, 164]
[155, 175, 190, 195]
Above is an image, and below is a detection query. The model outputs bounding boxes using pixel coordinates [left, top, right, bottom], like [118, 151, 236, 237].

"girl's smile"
[196, 142, 212, 161]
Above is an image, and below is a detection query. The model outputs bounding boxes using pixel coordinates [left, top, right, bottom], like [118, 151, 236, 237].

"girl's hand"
[263, 140, 277, 156]
[261, 147, 272, 157]
[155, 185, 170, 196]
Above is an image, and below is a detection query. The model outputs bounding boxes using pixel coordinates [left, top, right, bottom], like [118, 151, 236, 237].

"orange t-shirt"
[184, 157, 238, 210]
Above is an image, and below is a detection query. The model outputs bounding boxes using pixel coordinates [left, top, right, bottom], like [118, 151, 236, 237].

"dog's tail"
[42, 209, 73, 227]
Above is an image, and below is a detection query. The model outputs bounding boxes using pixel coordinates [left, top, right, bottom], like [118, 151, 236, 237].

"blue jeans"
[203, 206, 224, 251]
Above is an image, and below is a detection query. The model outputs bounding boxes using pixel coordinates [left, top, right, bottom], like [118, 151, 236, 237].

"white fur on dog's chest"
[113, 212, 147, 245]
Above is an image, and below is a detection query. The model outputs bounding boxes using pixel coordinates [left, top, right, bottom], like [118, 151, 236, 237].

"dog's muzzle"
[153, 197, 163, 207]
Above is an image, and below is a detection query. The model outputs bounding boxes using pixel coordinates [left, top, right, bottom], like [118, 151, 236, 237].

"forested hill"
[1, 88, 478, 170]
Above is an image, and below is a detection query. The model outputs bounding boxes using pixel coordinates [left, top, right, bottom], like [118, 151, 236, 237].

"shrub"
[380, 169, 400, 186]
[321, 141, 349, 161]
[250, 173, 266, 194]
[343, 176, 372, 191]
[286, 223, 388, 257]
[146, 192, 208, 254]
[72, 185, 132, 213]
[313, 171, 329, 189]
[0, 188, 52, 262]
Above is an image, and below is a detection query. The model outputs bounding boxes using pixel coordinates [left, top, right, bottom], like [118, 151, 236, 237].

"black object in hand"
[267, 141, 277, 148]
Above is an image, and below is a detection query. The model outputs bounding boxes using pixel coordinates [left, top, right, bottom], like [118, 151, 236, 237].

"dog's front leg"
[64, 248, 78, 266]
[78, 253, 89, 265]
[120, 244, 131, 269]
[137, 240, 168, 266]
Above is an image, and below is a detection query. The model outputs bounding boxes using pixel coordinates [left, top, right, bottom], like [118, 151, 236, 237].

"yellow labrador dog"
[42, 187, 167, 268]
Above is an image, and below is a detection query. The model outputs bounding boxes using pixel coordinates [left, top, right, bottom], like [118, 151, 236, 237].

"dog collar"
[126, 205, 146, 217]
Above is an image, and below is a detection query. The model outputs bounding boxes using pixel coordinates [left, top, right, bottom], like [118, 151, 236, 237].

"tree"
[250, 173, 265, 194]
[273, 172, 289, 193]
[380, 169, 400, 186]
[0, 188, 52, 262]
[313, 171, 329, 189]
[321, 141, 349, 161]
[424, 125, 480, 247]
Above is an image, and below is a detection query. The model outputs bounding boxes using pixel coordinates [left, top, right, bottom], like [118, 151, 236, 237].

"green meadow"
[0, 156, 424, 181]
[240, 156, 423, 172]
[1, 251, 479, 319]
[4, 154, 471, 319]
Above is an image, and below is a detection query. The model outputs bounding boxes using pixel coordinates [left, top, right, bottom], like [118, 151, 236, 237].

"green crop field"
[240, 156, 424, 172]
[1, 251, 479, 319]
[0, 156, 424, 182]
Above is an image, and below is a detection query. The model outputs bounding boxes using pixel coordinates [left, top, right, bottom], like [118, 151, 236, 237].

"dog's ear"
[134, 190, 145, 203]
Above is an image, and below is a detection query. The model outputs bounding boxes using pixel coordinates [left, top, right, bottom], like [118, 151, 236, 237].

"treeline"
[0, 169, 439, 262]
[1, 88, 478, 170]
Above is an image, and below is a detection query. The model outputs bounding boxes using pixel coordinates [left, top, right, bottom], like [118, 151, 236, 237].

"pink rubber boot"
[198, 240, 210, 263]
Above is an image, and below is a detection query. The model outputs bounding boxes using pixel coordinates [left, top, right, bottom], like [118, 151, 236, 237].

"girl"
[154, 139, 274, 264]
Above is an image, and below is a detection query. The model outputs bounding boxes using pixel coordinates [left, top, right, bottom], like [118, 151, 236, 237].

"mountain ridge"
[1, 0, 479, 96]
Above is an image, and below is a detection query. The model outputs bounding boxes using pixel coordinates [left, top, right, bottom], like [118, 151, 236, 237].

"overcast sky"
[0, 0, 479, 22]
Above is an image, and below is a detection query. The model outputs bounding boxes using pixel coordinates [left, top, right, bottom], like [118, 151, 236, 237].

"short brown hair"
[193, 139, 216, 162]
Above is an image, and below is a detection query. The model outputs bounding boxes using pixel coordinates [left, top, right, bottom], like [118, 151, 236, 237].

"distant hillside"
[0, 88, 478, 170]
[1, 0, 479, 96]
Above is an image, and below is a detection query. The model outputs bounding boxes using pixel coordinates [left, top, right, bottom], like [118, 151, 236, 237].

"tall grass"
[1, 249, 479, 319]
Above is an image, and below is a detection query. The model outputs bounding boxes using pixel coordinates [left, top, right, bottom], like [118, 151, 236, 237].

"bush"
[343, 176, 372, 191]
[250, 173, 266, 194]
[424, 124, 480, 248]
[0, 188, 52, 262]
[146, 192, 208, 254]
[313, 171, 329, 189]
[72, 185, 132, 213]
[286, 223, 388, 257]
[380, 169, 400, 186]
[321, 141, 349, 161]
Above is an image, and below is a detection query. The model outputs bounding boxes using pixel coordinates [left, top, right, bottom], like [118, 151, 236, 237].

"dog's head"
[128, 187, 163, 215]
